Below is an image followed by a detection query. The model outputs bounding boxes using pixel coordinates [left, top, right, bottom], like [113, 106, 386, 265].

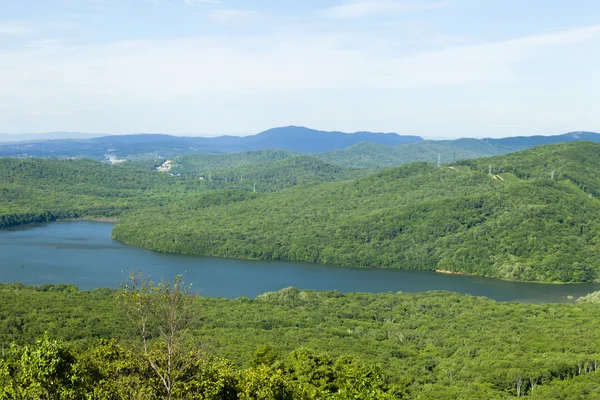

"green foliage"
[576, 290, 600, 303]
[316, 139, 510, 168]
[5, 142, 600, 284]
[1, 334, 81, 400]
[249, 346, 282, 368]
[171, 149, 296, 174]
[0, 157, 258, 228]
[121, 273, 200, 400]
[174, 155, 372, 193]
[2, 285, 600, 398]
[114, 142, 600, 282]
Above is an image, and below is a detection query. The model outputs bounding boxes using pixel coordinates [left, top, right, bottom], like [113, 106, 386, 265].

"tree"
[0, 334, 81, 400]
[121, 272, 199, 400]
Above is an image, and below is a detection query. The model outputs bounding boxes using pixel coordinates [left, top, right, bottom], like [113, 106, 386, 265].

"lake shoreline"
[434, 269, 592, 285]
[57, 217, 120, 223]
[3, 221, 599, 302]
[116, 234, 593, 287]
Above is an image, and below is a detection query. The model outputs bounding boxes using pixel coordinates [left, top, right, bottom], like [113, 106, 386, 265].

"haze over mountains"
[1, 126, 598, 171]
[0, 126, 421, 157]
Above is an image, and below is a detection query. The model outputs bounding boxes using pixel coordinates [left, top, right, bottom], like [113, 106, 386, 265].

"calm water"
[1, 221, 598, 303]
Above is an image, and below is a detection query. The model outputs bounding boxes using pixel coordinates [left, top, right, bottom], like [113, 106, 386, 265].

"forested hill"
[4, 142, 600, 282]
[0, 158, 257, 227]
[132, 132, 600, 173]
[168, 140, 506, 174]
[314, 138, 510, 168]
[0, 155, 369, 227]
[486, 131, 600, 150]
[189, 156, 373, 192]
[171, 149, 296, 174]
[113, 141, 600, 283]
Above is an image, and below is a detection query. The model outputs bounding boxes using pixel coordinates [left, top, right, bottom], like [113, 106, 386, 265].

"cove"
[1, 221, 599, 303]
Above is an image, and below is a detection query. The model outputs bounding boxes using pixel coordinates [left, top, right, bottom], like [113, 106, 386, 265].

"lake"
[1, 221, 598, 303]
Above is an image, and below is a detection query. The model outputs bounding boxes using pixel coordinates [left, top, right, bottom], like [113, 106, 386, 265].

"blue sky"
[0, 0, 598, 138]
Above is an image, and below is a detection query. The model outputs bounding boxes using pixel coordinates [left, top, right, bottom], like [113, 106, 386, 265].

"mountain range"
[1, 127, 598, 170]
[0, 126, 422, 159]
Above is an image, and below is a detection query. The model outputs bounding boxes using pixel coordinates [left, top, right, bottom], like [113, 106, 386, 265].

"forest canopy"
[1, 284, 600, 399]
[3, 141, 600, 283]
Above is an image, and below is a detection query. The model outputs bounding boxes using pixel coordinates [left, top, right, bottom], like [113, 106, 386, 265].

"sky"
[0, 0, 599, 138]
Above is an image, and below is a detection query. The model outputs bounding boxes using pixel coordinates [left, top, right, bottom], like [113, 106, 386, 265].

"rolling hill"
[191, 155, 373, 192]
[170, 149, 296, 174]
[113, 141, 600, 283]
[486, 131, 600, 150]
[132, 131, 600, 174]
[315, 138, 510, 168]
[0, 154, 372, 227]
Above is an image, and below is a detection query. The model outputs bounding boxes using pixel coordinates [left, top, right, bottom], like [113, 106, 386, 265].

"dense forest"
[0, 154, 370, 226]
[0, 157, 261, 228]
[113, 142, 600, 283]
[3, 142, 600, 398]
[170, 149, 297, 174]
[3, 142, 600, 282]
[1, 283, 600, 399]
[172, 155, 372, 192]
[167, 139, 507, 174]
[314, 139, 509, 168]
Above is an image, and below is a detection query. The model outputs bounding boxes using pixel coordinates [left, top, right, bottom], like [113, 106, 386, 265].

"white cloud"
[0, 25, 598, 135]
[184, 0, 221, 4]
[0, 22, 34, 36]
[207, 9, 261, 25]
[321, 0, 452, 19]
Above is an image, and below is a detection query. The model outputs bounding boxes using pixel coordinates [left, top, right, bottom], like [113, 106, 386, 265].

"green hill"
[0, 155, 369, 227]
[191, 155, 374, 192]
[315, 139, 510, 168]
[170, 149, 296, 174]
[0, 158, 254, 227]
[169, 139, 509, 172]
[113, 141, 600, 283]
[4, 142, 600, 283]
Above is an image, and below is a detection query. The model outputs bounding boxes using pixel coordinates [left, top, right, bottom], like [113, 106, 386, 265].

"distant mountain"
[0, 126, 422, 159]
[485, 131, 600, 150]
[1, 128, 599, 164]
[240, 126, 422, 152]
[0, 132, 102, 143]
[315, 139, 509, 168]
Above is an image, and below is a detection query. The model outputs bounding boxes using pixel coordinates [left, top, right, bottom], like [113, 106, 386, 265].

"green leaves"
[2, 334, 81, 400]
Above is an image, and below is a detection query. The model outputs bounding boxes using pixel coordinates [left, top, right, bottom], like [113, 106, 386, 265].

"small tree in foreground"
[121, 272, 199, 400]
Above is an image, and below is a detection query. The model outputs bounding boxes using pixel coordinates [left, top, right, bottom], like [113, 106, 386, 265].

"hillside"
[113, 142, 600, 283]
[0, 155, 370, 227]
[4, 142, 600, 282]
[194, 156, 373, 192]
[316, 139, 510, 168]
[487, 131, 600, 150]
[167, 138, 507, 175]
[166, 134, 598, 173]
[0, 158, 255, 227]
[170, 149, 296, 174]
